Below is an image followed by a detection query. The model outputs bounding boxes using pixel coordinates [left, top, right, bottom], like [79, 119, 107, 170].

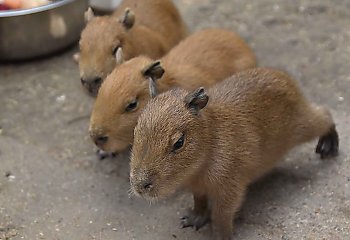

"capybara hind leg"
[316, 125, 339, 159]
[295, 105, 335, 145]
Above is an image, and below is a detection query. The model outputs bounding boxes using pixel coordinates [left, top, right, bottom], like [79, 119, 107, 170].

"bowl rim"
[0, 0, 78, 17]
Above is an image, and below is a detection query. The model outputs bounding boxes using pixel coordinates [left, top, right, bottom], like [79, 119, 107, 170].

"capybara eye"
[125, 99, 138, 112]
[172, 133, 185, 152]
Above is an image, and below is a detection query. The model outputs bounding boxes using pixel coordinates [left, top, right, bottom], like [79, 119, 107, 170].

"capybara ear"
[142, 61, 165, 80]
[142, 61, 165, 98]
[184, 87, 209, 114]
[115, 47, 124, 64]
[120, 8, 135, 30]
[84, 7, 95, 23]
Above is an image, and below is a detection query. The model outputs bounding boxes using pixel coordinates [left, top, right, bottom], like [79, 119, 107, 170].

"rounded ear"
[120, 8, 135, 30]
[84, 7, 95, 23]
[142, 61, 165, 80]
[115, 47, 124, 65]
[142, 61, 165, 98]
[184, 87, 209, 114]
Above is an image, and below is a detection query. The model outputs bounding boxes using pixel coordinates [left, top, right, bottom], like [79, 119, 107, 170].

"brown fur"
[79, 0, 188, 96]
[89, 28, 257, 152]
[130, 68, 339, 240]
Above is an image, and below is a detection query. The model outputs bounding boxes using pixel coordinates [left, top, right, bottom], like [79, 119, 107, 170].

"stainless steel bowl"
[0, 0, 88, 61]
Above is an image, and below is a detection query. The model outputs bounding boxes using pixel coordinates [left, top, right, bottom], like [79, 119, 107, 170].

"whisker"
[127, 188, 136, 198]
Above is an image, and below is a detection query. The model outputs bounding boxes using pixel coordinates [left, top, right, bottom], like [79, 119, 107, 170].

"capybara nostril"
[96, 135, 108, 145]
[80, 77, 102, 86]
[81, 78, 87, 85]
[142, 182, 153, 191]
[93, 77, 103, 86]
[92, 135, 109, 148]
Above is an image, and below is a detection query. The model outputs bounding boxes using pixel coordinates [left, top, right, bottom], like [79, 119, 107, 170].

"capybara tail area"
[293, 104, 339, 158]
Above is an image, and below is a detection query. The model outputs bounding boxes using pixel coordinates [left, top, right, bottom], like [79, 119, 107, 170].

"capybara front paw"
[180, 210, 209, 230]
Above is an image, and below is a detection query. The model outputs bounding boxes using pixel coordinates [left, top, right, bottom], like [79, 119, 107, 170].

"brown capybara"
[79, 0, 188, 96]
[130, 68, 339, 240]
[89, 28, 257, 153]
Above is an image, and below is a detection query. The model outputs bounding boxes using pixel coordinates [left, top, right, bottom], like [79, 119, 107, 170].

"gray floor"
[1, 0, 350, 239]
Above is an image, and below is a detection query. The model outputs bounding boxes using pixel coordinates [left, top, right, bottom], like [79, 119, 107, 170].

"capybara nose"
[81, 77, 102, 85]
[92, 135, 109, 148]
[81, 77, 103, 97]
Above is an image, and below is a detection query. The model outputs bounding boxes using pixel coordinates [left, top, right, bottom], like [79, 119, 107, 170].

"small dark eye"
[125, 99, 138, 112]
[172, 134, 185, 152]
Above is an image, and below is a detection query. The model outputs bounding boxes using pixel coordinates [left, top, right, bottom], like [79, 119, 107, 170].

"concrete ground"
[1, 0, 350, 239]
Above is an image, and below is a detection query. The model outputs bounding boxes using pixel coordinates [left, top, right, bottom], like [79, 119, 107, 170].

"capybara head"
[89, 55, 165, 153]
[130, 88, 209, 200]
[79, 8, 136, 96]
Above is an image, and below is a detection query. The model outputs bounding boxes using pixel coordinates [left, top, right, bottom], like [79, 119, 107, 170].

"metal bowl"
[0, 0, 88, 61]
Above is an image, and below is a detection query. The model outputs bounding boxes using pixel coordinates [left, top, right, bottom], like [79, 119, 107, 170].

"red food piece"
[0, 4, 11, 10]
